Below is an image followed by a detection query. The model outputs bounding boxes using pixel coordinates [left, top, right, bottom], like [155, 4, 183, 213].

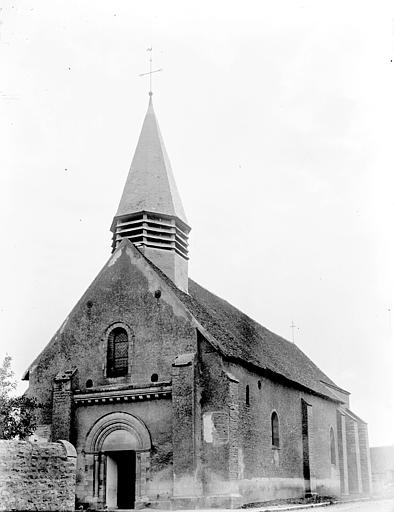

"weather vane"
[139, 47, 162, 96]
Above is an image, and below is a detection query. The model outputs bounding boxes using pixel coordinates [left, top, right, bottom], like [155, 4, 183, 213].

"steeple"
[111, 96, 191, 292]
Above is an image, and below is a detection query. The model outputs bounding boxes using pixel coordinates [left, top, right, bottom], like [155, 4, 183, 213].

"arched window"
[107, 327, 129, 377]
[271, 411, 280, 448]
[245, 385, 250, 406]
[330, 427, 336, 464]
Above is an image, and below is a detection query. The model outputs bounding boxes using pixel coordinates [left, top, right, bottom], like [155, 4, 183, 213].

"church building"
[24, 92, 372, 509]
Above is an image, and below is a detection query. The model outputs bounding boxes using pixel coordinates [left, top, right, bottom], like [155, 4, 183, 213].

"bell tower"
[111, 94, 190, 293]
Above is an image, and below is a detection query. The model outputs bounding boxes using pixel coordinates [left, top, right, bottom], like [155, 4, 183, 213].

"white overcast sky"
[1, 0, 393, 446]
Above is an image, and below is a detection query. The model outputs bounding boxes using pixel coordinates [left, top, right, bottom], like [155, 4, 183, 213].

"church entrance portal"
[105, 450, 136, 509]
[85, 412, 152, 509]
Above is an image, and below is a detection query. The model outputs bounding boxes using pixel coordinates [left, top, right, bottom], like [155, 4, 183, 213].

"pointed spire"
[114, 97, 188, 224]
[111, 96, 191, 292]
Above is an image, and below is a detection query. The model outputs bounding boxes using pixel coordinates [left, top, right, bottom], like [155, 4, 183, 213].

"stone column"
[93, 451, 106, 508]
[135, 451, 150, 506]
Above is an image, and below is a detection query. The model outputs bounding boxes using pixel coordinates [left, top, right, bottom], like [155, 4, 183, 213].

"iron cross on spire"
[139, 47, 162, 97]
[290, 321, 298, 344]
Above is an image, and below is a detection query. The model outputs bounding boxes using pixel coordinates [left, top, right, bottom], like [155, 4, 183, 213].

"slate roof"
[113, 96, 188, 225]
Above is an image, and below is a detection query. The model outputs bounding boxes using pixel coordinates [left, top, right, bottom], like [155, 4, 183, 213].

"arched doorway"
[86, 412, 151, 509]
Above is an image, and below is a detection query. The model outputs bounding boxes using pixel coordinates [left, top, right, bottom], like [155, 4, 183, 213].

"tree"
[0, 355, 39, 439]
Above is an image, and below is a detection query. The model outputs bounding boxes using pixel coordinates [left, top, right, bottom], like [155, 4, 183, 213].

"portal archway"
[87, 411, 151, 452]
[85, 412, 151, 509]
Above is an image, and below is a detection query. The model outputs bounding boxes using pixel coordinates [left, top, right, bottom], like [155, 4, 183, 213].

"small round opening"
[258, 380, 262, 390]
[86, 379, 93, 388]
[154, 290, 162, 299]
[151, 373, 159, 383]
[86, 300, 93, 309]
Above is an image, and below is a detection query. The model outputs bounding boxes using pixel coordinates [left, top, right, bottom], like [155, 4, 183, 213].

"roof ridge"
[24, 238, 342, 403]
[22, 239, 135, 380]
[150, 106, 177, 216]
[187, 278, 341, 398]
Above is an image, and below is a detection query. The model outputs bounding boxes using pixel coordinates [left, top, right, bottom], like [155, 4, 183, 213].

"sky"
[0, 0, 393, 447]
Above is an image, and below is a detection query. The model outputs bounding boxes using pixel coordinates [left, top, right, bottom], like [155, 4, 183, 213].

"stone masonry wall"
[357, 422, 372, 494]
[198, 334, 241, 507]
[228, 362, 341, 503]
[52, 370, 78, 442]
[27, 243, 197, 427]
[74, 398, 173, 508]
[172, 352, 202, 507]
[336, 410, 349, 495]
[0, 439, 77, 511]
[346, 415, 362, 493]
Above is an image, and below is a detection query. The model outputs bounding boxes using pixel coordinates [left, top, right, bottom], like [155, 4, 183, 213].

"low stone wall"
[0, 439, 77, 511]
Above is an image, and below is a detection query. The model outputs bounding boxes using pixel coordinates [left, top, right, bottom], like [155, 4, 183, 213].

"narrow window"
[271, 411, 280, 448]
[330, 427, 336, 464]
[107, 327, 129, 377]
[245, 385, 250, 406]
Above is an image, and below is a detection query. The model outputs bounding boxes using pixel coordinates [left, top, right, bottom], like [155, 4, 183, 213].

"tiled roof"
[23, 239, 342, 403]
[185, 279, 340, 400]
[133, 235, 340, 400]
[138, 242, 340, 401]
[342, 407, 367, 424]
